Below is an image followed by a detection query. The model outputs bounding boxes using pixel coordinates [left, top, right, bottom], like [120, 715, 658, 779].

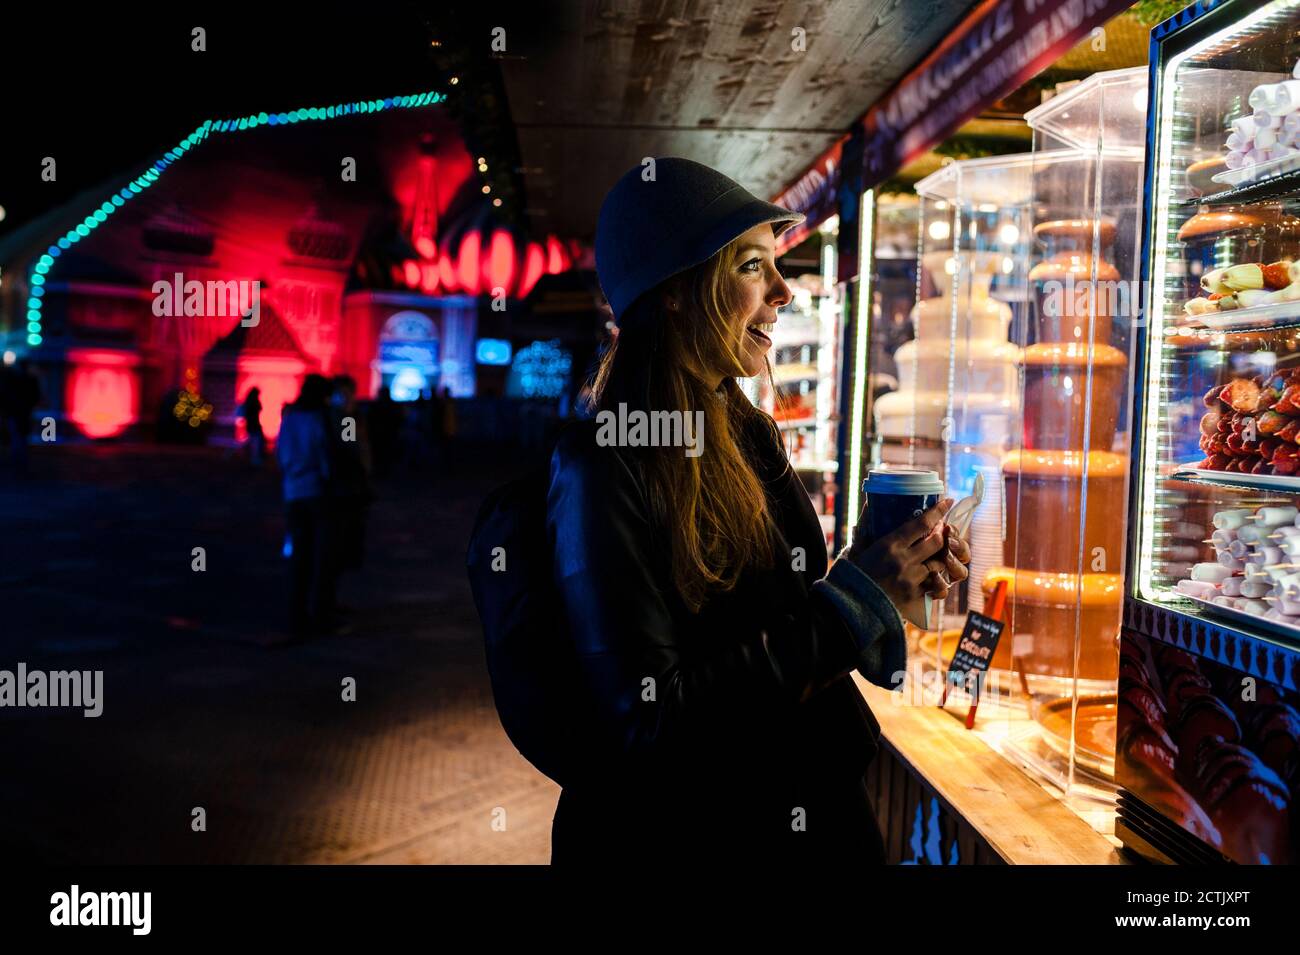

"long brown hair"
[589, 237, 779, 613]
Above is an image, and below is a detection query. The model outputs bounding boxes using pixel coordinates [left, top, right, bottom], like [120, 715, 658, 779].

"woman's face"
[722, 223, 793, 380]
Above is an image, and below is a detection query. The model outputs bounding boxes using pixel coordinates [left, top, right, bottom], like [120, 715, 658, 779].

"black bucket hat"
[595, 156, 805, 322]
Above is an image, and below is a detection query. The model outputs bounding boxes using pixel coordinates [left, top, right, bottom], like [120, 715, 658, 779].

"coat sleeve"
[547, 431, 905, 768]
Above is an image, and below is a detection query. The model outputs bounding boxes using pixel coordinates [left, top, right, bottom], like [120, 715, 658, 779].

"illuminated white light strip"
[846, 188, 876, 549]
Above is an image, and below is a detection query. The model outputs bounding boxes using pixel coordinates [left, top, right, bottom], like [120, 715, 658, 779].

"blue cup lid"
[863, 467, 944, 496]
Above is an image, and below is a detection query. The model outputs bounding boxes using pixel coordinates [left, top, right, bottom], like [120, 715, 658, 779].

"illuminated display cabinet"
[846, 69, 1152, 828]
[976, 67, 1148, 803]
[1122, 0, 1300, 864]
[761, 217, 843, 548]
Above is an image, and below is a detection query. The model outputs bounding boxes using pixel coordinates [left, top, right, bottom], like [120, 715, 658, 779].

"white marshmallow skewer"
[1220, 553, 1246, 570]
[1241, 579, 1274, 599]
[1177, 579, 1219, 600]
[1228, 539, 1250, 560]
[1234, 114, 1261, 136]
[1242, 598, 1271, 615]
[1238, 524, 1269, 544]
[1192, 562, 1234, 583]
[1221, 576, 1245, 597]
[1255, 545, 1285, 565]
[1258, 506, 1298, 527]
[1211, 529, 1237, 548]
[1227, 131, 1250, 151]
[1255, 110, 1284, 129]
[1214, 509, 1253, 530]
[1248, 80, 1300, 114]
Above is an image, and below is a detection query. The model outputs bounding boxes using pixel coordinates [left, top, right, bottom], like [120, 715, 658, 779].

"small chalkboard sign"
[940, 579, 1007, 729]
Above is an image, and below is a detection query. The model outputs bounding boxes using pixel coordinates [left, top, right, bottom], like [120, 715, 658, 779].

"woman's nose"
[768, 273, 792, 308]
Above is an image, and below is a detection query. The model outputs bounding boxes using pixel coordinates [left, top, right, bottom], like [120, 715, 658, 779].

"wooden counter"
[853, 675, 1126, 865]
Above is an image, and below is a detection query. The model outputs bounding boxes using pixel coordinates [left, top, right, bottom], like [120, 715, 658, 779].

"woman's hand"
[845, 499, 972, 628]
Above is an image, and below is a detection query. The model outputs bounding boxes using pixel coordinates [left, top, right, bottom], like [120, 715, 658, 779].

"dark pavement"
[0, 440, 559, 863]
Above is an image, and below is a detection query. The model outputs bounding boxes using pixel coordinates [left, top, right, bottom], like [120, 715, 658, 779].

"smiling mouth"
[747, 321, 775, 345]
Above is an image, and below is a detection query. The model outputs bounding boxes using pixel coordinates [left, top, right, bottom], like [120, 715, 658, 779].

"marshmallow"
[1226, 150, 1246, 170]
[1256, 110, 1284, 129]
[1227, 130, 1250, 151]
[1238, 524, 1268, 544]
[1242, 598, 1271, 615]
[1258, 127, 1280, 149]
[1219, 552, 1246, 570]
[1192, 562, 1234, 583]
[1228, 539, 1251, 560]
[1234, 114, 1260, 136]
[1221, 576, 1245, 597]
[1257, 506, 1298, 526]
[1212, 529, 1237, 548]
[1176, 579, 1219, 600]
[1256, 545, 1285, 565]
[1214, 509, 1252, 530]
[1248, 80, 1300, 114]
[1242, 579, 1274, 598]
[1279, 596, 1300, 615]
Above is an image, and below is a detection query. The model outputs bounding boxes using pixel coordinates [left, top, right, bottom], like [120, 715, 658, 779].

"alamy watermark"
[151, 271, 260, 326]
[0, 663, 103, 717]
[50, 885, 150, 935]
[1040, 274, 1146, 324]
[595, 402, 704, 458]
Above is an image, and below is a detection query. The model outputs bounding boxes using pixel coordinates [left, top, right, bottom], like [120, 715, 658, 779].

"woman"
[546, 157, 970, 864]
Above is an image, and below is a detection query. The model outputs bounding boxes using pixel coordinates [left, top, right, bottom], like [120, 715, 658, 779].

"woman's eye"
[741, 258, 762, 273]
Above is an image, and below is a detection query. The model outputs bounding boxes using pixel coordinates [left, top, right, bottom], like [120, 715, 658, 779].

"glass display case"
[759, 217, 843, 547]
[906, 155, 1030, 629]
[980, 67, 1148, 799]
[1122, 0, 1300, 864]
[842, 192, 921, 552]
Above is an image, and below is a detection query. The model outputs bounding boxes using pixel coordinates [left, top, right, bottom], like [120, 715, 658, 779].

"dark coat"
[545, 404, 895, 865]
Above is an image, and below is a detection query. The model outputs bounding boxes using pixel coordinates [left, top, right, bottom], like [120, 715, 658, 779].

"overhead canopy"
[496, 0, 982, 241]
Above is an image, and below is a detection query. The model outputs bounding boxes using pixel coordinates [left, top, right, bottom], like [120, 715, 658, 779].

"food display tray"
[1173, 465, 1300, 492]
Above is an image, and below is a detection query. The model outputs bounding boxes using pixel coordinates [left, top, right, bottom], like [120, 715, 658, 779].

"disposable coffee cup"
[862, 467, 944, 541]
[861, 467, 945, 630]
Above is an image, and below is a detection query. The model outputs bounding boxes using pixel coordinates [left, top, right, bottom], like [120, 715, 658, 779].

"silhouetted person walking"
[278, 374, 336, 639]
[238, 387, 265, 467]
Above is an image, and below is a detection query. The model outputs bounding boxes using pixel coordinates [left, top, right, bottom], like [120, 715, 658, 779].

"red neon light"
[458, 231, 481, 294]
[519, 242, 546, 299]
[485, 229, 515, 293]
[65, 350, 138, 438]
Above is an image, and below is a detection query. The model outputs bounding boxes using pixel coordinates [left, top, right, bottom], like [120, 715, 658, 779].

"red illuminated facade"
[0, 104, 577, 440]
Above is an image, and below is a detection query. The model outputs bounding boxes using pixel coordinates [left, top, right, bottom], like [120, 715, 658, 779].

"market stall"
[826, 0, 1160, 861]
